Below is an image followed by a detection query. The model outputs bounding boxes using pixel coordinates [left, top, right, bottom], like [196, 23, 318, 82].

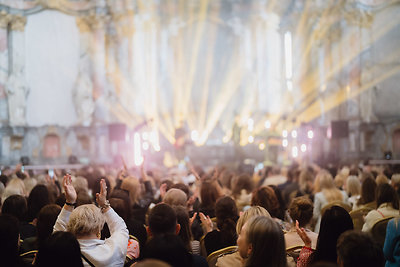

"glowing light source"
[291, 130, 297, 138]
[301, 144, 307, 152]
[287, 80, 293, 91]
[142, 142, 149, 150]
[248, 118, 254, 131]
[248, 135, 254, 143]
[191, 130, 199, 141]
[282, 130, 288, 138]
[284, 31, 293, 80]
[134, 133, 143, 166]
[282, 139, 288, 147]
[292, 146, 298, 158]
[259, 143, 266, 150]
[307, 130, 314, 139]
[154, 145, 161, 152]
[142, 132, 148, 140]
[264, 120, 271, 129]
[222, 136, 230, 143]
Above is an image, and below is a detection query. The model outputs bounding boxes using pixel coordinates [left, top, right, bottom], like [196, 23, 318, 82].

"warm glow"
[248, 135, 254, 143]
[282, 139, 288, 147]
[292, 146, 298, 158]
[301, 144, 307, 152]
[282, 130, 288, 138]
[259, 143, 266, 150]
[264, 120, 271, 129]
[291, 130, 297, 138]
[307, 130, 314, 139]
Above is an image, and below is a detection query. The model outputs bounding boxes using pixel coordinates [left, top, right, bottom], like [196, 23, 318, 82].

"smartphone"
[48, 169, 54, 179]
[21, 166, 25, 173]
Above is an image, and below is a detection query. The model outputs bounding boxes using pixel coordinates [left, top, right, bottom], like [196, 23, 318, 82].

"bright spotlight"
[259, 143, 266, 150]
[154, 145, 161, 152]
[248, 118, 254, 131]
[282, 130, 288, 138]
[291, 130, 297, 138]
[191, 130, 199, 141]
[307, 130, 314, 139]
[142, 132, 148, 140]
[142, 142, 149, 150]
[222, 136, 230, 143]
[248, 136, 254, 143]
[282, 139, 288, 147]
[264, 120, 271, 129]
[292, 146, 298, 158]
[134, 133, 143, 166]
[301, 144, 307, 152]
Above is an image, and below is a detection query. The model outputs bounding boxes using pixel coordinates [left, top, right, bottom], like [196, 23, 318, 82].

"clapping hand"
[295, 220, 311, 247]
[63, 174, 77, 206]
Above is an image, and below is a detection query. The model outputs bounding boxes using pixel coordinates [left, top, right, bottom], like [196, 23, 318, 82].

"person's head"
[109, 197, 129, 221]
[215, 196, 239, 244]
[23, 177, 37, 196]
[1, 194, 27, 221]
[376, 183, 399, 209]
[391, 174, 400, 191]
[109, 188, 131, 219]
[299, 170, 315, 193]
[173, 206, 192, 252]
[375, 174, 389, 186]
[232, 174, 254, 197]
[171, 183, 190, 199]
[67, 204, 105, 238]
[345, 176, 361, 197]
[357, 177, 377, 205]
[36, 204, 62, 248]
[141, 234, 192, 267]
[236, 206, 271, 235]
[135, 259, 172, 267]
[334, 174, 346, 189]
[2, 177, 26, 203]
[72, 176, 89, 192]
[200, 179, 223, 209]
[251, 186, 280, 218]
[336, 230, 384, 267]
[147, 203, 180, 237]
[0, 214, 20, 265]
[35, 231, 83, 267]
[289, 196, 313, 227]
[76, 189, 92, 207]
[27, 184, 50, 222]
[237, 216, 286, 267]
[313, 206, 354, 264]
[121, 177, 141, 205]
[316, 170, 336, 191]
[163, 188, 187, 207]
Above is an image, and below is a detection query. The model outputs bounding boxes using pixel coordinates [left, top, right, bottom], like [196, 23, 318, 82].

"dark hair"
[200, 179, 221, 211]
[148, 203, 177, 236]
[245, 216, 287, 267]
[35, 231, 83, 267]
[357, 177, 377, 206]
[141, 234, 193, 267]
[215, 196, 238, 246]
[109, 198, 129, 221]
[289, 197, 313, 227]
[336, 230, 384, 267]
[232, 174, 254, 197]
[0, 214, 20, 267]
[173, 206, 192, 252]
[109, 188, 132, 219]
[2, 194, 27, 221]
[251, 186, 280, 218]
[376, 183, 399, 209]
[27, 185, 50, 222]
[312, 206, 354, 264]
[36, 204, 62, 249]
[0, 174, 8, 186]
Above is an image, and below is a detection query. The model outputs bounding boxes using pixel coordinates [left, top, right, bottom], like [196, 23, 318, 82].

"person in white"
[54, 175, 129, 267]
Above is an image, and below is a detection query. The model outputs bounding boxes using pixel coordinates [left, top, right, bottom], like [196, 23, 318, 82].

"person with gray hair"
[53, 175, 129, 267]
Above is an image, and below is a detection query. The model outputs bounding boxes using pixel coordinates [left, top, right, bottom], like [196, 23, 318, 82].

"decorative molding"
[10, 15, 27, 31]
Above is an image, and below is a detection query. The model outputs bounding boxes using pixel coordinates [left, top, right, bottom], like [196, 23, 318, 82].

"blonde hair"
[346, 176, 361, 196]
[316, 170, 343, 202]
[236, 206, 270, 234]
[299, 170, 314, 192]
[2, 178, 26, 203]
[391, 174, 400, 186]
[67, 204, 105, 237]
[72, 176, 89, 192]
[120, 177, 141, 205]
[163, 188, 187, 207]
[376, 174, 389, 186]
[334, 174, 346, 189]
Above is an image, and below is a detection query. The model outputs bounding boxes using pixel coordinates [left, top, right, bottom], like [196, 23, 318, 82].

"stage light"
[282, 139, 288, 147]
[222, 136, 230, 143]
[134, 133, 143, 166]
[282, 130, 288, 138]
[291, 130, 297, 138]
[154, 145, 161, 152]
[307, 130, 314, 139]
[259, 143, 265, 150]
[292, 146, 298, 158]
[301, 144, 307, 152]
[285, 31, 293, 80]
[264, 120, 271, 129]
[142, 142, 149, 150]
[191, 130, 199, 141]
[287, 80, 293, 91]
[248, 118, 254, 131]
[142, 132, 148, 140]
[248, 135, 254, 143]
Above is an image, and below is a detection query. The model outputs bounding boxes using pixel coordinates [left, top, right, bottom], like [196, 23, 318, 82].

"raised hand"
[63, 174, 77, 204]
[199, 212, 213, 233]
[96, 179, 108, 208]
[295, 220, 312, 247]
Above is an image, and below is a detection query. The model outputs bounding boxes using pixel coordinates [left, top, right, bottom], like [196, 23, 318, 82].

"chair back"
[206, 246, 238, 267]
[371, 216, 395, 248]
[20, 250, 38, 265]
[349, 207, 373, 231]
[321, 201, 352, 216]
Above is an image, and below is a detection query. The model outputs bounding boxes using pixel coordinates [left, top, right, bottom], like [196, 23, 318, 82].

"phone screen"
[48, 169, 54, 178]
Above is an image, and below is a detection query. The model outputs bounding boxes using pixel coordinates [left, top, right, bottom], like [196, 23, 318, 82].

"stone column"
[0, 11, 11, 125]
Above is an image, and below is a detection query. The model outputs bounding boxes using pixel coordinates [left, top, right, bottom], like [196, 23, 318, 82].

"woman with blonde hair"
[313, 170, 348, 233]
[2, 177, 26, 203]
[346, 176, 361, 209]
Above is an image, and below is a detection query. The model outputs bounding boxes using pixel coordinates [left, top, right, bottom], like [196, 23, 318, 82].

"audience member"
[383, 217, 400, 267]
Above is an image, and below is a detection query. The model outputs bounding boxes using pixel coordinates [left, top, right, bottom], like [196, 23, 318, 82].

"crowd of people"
[0, 161, 399, 267]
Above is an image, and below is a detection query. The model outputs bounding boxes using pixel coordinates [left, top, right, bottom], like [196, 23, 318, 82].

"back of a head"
[35, 231, 83, 267]
[376, 174, 389, 186]
[337, 230, 384, 267]
[358, 177, 377, 205]
[391, 174, 400, 186]
[200, 179, 222, 209]
[2, 194, 27, 221]
[232, 174, 254, 196]
[236, 206, 270, 235]
[346, 176, 361, 196]
[251, 186, 280, 218]
[376, 183, 399, 209]
[163, 188, 187, 207]
[121, 177, 140, 205]
[289, 196, 313, 227]
[67, 204, 105, 238]
[148, 203, 177, 236]
[37, 204, 62, 248]
[314, 206, 354, 264]
[27, 184, 50, 222]
[0, 214, 20, 265]
[173, 205, 192, 251]
[142, 234, 192, 267]
[215, 196, 239, 245]
[245, 216, 286, 267]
